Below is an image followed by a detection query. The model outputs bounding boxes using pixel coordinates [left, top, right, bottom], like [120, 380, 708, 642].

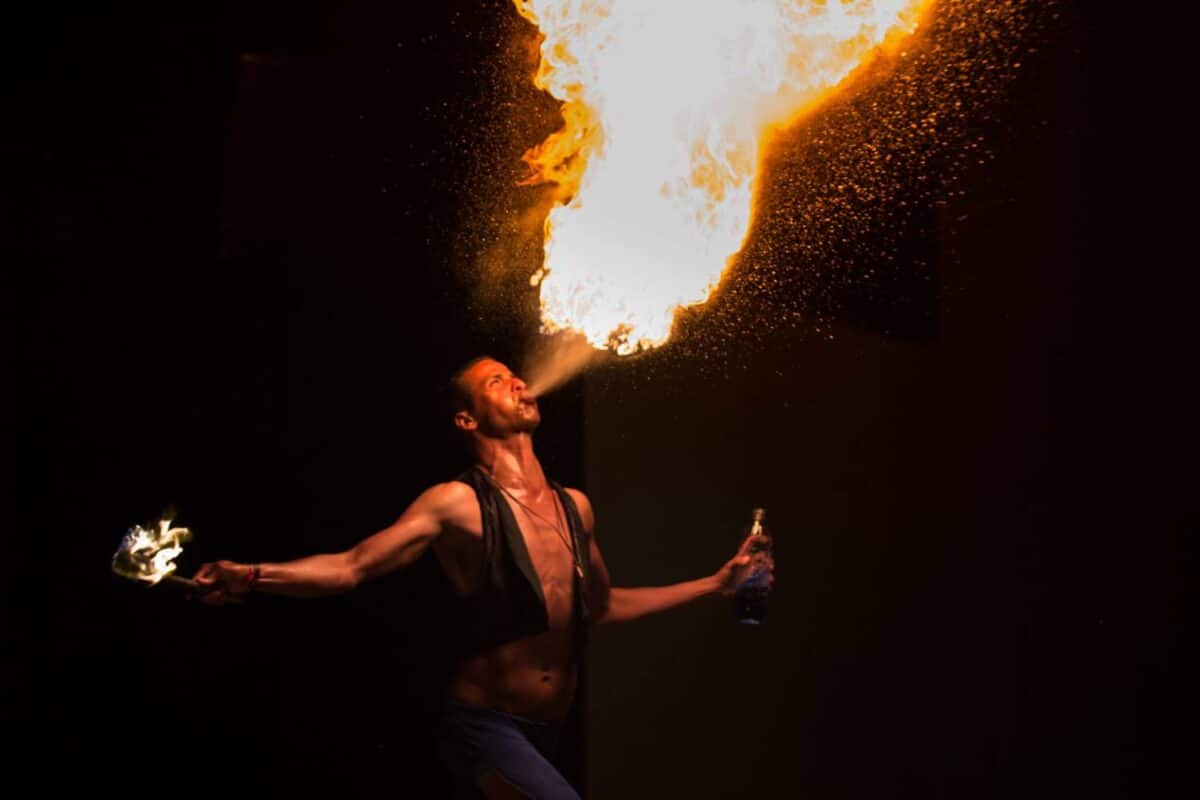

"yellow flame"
[111, 518, 193, 585]
[517, 0, 933, 354]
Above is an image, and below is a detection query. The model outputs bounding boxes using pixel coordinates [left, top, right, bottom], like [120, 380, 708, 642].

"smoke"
[522, 332, 603, 397]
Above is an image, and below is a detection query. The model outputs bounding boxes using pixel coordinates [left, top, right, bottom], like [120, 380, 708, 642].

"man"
[193, 356, 772, 799]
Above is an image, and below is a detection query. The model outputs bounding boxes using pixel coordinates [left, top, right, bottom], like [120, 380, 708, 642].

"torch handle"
[162, 573, 198, 589]
[165, 572, 245, 603]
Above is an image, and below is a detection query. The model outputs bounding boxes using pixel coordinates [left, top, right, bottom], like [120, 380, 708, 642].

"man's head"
[449, 356, 540, 440]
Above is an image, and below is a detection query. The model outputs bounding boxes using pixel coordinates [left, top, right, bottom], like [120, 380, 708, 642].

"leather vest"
[454, 466, 591, 658]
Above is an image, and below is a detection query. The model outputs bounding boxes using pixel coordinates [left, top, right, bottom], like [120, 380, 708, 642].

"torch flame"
[517, 0, 932, 354]
[111, 517, 193, 585]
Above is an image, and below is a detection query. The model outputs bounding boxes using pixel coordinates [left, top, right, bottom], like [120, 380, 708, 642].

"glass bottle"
[733, 508, 772, 624]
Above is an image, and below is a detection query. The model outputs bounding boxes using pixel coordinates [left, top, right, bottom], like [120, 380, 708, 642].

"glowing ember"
[516, 0, 932, 354]
[111, 517, 193, 586]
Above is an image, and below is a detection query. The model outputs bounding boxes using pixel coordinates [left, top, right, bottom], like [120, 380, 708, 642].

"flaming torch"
[516, 0, 932, 355]
[111, 516, 198, 590]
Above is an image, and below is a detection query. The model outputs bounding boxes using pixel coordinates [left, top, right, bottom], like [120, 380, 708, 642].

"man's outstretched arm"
[600, 545, 764, 623]
[603, 579, 723, 624]
[192, 482, 467, 603]
[568, 489, 767, 625]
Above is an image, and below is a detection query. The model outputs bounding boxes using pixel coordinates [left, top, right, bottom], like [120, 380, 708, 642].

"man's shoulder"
[560, 487, 594, 528]
[423, 479, 478, 505]
[561, 486, 589, 504]
[407, 479, 478, 518]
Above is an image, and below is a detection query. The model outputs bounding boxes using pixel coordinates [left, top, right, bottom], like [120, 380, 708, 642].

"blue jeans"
[436, 700, 581, 799]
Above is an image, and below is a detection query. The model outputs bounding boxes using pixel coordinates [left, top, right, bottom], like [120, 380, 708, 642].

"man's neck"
[474, 433, 548, 494]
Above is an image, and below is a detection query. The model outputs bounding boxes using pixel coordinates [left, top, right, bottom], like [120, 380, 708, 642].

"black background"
[13, 1, 1186, 797]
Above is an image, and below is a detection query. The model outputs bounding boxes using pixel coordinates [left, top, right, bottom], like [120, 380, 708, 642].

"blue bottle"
[733, 508, 772, 624]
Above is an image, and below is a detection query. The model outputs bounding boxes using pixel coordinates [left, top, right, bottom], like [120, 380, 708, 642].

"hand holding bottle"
[715, 542, 754, 598]
[712, 508, 775, 618]
[732, 508, 774, 624]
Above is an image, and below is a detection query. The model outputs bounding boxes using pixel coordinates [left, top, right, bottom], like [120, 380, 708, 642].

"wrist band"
[246, 564, 261, 590]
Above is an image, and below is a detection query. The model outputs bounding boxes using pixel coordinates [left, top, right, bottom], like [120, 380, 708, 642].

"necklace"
[477, 467, 584, 579]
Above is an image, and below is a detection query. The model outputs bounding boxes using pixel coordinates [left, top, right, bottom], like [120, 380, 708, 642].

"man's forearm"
[252, 553, 359, 597]
[601, 576, 721, 624]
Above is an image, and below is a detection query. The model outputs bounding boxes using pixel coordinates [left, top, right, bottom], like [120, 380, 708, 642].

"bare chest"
[434, 495, 577, 628]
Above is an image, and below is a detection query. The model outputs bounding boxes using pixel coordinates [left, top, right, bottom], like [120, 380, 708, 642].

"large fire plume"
[516, 0, 932, 355]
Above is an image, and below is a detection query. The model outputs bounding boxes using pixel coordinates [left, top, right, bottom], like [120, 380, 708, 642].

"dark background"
[12, 1, 1185, 798]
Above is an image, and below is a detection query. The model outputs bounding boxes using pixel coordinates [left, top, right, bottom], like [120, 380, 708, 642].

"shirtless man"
[193, 356, 772, 799]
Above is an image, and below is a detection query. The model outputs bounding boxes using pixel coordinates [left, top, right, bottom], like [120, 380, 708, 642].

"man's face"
[456, 359, 540, 436]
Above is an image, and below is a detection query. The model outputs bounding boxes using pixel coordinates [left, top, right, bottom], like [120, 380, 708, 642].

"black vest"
[454, 466, 591, 657]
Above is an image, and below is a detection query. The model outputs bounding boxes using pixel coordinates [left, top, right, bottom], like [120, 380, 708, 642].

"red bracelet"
[246, 564, 261, 590]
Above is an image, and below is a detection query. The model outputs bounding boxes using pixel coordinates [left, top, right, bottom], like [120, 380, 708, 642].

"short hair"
[446, 355, 497, 418]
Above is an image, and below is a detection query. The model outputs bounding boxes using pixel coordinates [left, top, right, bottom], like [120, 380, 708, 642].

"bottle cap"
[751, 508, 765, 522]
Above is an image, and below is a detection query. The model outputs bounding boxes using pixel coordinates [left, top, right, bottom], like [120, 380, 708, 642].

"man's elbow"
[342, 554, 367, 592]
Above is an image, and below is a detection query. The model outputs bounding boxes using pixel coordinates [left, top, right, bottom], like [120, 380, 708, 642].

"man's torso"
[431, 479, 586, 722]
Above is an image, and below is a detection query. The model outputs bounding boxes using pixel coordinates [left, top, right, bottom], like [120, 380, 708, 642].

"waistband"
[443, 699, 563, 730]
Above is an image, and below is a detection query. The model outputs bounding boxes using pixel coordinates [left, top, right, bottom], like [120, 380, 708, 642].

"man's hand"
[598, 534, 776, 624]
[191, 560, 255, 605]
[712, 537, 775, 598]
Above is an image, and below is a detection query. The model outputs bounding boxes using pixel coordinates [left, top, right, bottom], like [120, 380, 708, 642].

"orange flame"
[516, 0, 933, 354]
